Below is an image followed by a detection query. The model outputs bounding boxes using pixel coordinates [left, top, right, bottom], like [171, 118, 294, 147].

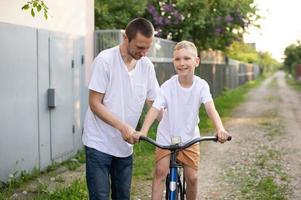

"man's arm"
[204, 101, 229, 143]
[89, 90, 135, 143]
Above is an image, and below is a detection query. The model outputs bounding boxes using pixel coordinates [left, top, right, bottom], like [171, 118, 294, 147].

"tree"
[95, 0, 148, 29]
[284, 41, 301, 74]
[226, 41, 280, 75]
[21, 0, 48, 19]
[226, 41, 258, 63]
[144, 0, 259, 51]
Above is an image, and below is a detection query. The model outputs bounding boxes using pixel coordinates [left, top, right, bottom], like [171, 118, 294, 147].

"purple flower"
[215, 27, 225, 35]
[154, 16, 164, 26]
[163, 4, 173, 13]
[147, 4, 156, 13]
[174, 11, 182, 21]
[164, 18, 171, 25]
[225, 15, 233, 23]
[215, 27, 222, 34]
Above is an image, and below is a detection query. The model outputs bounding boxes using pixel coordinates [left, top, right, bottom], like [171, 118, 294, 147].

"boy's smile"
[173, 48, 200, 79]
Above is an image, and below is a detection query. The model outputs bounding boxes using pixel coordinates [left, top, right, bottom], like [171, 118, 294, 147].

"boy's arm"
[146, 99, 163, 121]
[204, 101, 229, 143]
[133, 107, 160, 143]
[140, 107, 160, 136]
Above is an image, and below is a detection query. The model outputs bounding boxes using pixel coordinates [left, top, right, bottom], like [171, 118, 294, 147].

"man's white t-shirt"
[152, 75, 213, 145]
[82, 46, 159, 157]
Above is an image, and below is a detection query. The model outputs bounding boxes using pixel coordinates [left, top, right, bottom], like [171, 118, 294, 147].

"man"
[82, 18, 159, 200]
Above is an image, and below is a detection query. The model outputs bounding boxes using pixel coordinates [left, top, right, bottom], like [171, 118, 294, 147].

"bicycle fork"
[168, 150, 178, 200]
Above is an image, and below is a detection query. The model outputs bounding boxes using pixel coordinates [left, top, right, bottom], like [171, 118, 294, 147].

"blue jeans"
[85, 146, 133, 200]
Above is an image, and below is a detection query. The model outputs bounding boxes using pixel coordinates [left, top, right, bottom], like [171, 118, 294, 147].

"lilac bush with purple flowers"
[145, 1, 183, 39]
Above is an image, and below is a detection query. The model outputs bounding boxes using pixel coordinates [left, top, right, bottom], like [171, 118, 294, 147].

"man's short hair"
[125, 18, 154, 42]
[174, 40, 198, 56]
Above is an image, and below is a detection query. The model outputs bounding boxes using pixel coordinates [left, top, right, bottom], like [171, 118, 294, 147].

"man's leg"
[110, 155, 133, 200]
[85, 146, 112, 200]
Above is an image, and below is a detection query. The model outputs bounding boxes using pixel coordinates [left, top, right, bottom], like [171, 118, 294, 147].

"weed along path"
[198, 71, 301, 199]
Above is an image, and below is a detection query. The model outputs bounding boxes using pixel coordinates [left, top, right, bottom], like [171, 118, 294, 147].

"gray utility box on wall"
[0, 22, 85, 184]
[48, 88, 56, 108]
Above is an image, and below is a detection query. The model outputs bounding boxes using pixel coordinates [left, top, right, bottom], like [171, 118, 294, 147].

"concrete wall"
[0, 0, 94, 184]
[0, 22, 85, 183]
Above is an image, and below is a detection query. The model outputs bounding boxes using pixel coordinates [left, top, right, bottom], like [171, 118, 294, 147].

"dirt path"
[198, 71, 301, 199]
[6, 71, 300, 200]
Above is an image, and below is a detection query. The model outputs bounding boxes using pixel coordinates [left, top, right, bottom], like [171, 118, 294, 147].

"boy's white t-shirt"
[153, 75, 213, 145]
[82, 46, 159, 157]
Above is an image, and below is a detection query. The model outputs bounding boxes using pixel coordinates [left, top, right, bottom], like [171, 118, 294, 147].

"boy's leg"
[110, 155, 133, 200]
[183, 166, 198, 200]
[152, 155, 170, 200]
[85, 146, 112, 200]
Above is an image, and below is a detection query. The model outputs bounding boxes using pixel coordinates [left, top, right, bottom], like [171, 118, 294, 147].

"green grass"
[286, 75, 301, 91]
[0, 150, 86, 199]
[224, 118, 290, 199]
[225, 146, 290, 200]
[32, 179, 87, 200]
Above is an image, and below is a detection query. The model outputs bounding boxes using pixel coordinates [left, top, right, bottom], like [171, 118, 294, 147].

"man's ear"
[123, 33, 128, 42]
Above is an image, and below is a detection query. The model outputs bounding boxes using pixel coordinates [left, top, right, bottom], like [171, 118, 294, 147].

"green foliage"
[147, 0, 261, 52]
[181, 0, 259, 51]
[226, 41, 259, 63]
[258, 51, 281, 76]
[95, 0, 148, 29]
[283, 41, 301, 74]
[95, 0, 259, 51]
[33, 179, 87, 200]
[286, 73, 301, 91]
[62, 150, 86, 171]
[22, 0, 48, 19]
[226, 41, 280, 75]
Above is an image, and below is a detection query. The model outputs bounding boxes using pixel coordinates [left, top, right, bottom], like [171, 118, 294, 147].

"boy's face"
[173, 48, 200, 77]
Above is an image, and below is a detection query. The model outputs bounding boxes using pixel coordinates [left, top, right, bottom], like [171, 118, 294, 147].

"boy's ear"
[195, 57, 200, 67]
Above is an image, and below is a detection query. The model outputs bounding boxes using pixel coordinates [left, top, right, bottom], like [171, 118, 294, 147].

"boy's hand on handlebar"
[216, 129, 231, 143]
[132, 131, 147, 144]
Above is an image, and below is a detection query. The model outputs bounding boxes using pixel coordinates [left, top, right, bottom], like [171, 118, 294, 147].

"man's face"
[126, 33, 153, 60]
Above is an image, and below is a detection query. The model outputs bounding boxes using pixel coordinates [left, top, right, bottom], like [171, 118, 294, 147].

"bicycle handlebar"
[139, 135, 231, 151]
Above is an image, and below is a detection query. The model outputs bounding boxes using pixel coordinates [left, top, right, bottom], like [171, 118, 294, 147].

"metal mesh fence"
[94, 30, 260, 97]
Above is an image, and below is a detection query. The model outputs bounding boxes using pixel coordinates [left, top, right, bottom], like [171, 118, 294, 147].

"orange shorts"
[155, 144, 200, 170]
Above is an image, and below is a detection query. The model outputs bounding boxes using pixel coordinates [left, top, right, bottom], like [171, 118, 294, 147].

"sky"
[244, 0, 301, 62]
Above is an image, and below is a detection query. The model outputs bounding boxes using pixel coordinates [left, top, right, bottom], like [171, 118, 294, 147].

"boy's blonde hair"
[174, 40, 198, 56]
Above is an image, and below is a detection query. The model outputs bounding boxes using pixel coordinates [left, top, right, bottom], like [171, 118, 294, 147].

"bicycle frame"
[168, 147, 180, 199]
[139, 135, 231, 200]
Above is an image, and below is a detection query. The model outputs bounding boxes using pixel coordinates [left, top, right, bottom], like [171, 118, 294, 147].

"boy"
[135, 40, 230, 200]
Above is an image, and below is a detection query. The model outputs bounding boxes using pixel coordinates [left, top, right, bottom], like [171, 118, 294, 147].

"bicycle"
[139, 135, 232, 200]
